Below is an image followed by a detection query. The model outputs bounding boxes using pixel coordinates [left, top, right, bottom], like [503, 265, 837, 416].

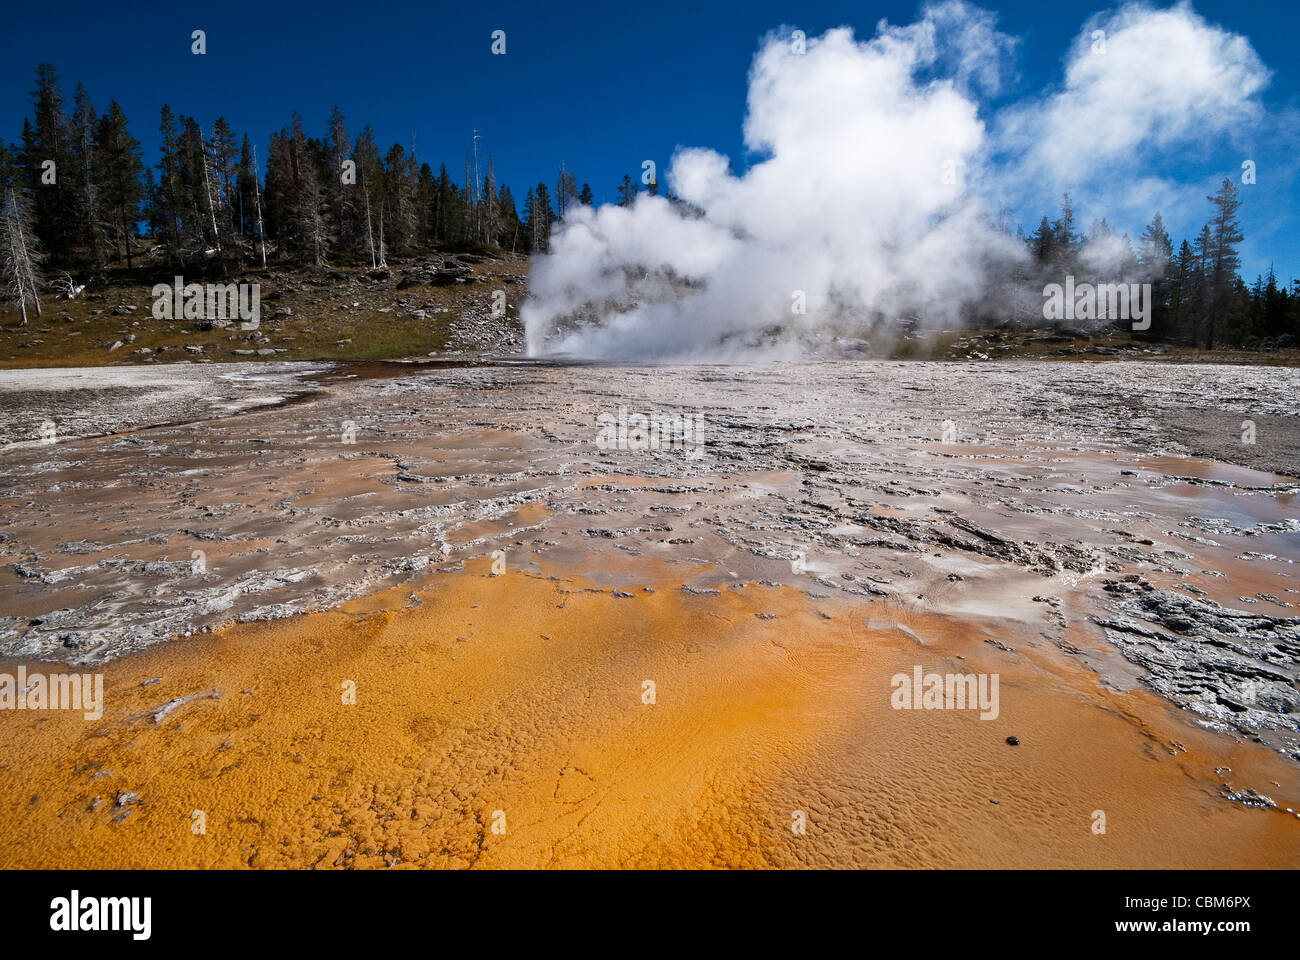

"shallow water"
[0, 359, 1296, 867]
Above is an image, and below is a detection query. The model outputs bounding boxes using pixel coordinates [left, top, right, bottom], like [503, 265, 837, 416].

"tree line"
[1020, 185, 1298, 349]
[0, 64, 669, 295]
[2, 62, 1297, 348]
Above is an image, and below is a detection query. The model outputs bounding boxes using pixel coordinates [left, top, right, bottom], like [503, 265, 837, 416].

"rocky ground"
[1, 357, 1297, 867]
[0, 362, 330, 445]
[1, 359, 1297, 753]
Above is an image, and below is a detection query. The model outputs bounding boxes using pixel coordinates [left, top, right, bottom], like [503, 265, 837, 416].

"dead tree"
[200, 125, 222, 255]
[362, 182, 377, 269]
[251, 143, 268, 268]
[1, 186, 42, 325]
[472, 130, 483, 244]
[50, 272, 85, 299]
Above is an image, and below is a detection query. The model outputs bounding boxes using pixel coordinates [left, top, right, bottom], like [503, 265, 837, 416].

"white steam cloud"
[523, 1, 1269, 359]
[996, 2, 1268, 215]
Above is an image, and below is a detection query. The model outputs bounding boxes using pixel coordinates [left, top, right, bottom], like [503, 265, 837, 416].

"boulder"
[397, 272, 434, 290]
[432, 265, 472, 285]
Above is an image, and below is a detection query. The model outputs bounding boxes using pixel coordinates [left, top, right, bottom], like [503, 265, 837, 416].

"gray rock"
[1100, 590, 1300, 736]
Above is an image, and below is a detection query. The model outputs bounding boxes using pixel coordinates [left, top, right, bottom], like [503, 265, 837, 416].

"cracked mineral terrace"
[0, 358, 1297, 868]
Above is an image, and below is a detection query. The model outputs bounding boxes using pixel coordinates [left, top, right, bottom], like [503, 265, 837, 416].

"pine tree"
[617, 173, 637, 207]
[353, 125, 384, 261]
[1204, 178, 1244, 350]
[434, 163, 458, 244]
[142, 166, 161, 240]
[1053, 193, 1077, 253]
[209, 117, 239, 245]
[522, 186, 535, 252]
[293, 115, 327, 264]
[264, 115, 330, 264]
[71, 83, 104, 268]
[484, 156, 500, 246]
[383, 142, 416, 254]
[23, 64, 77, 265]
[1193, 224, 1214, 347]
[155, 105, 186, 262]
[416, 162, 436, 248]
[1087, 218, 1112, 245]
[555, 164, 578, 220]
[1136, 213, 1173, 339]
[176, 115, 215, 258]
[195, 122, 223, 256]
[1139, 212, 1172, 275]
[0, 143, 18, 188]
[498, 183, 520, 251]
[1028, 216, 1054, 264]
[326, 107, 355, 251]
[1165, 239, 1196, 342]
[530, 182, 554, 252]
[93, 100, 143, 268]
[1261, 266, 1288, 338]
[235, 134, 256, 244]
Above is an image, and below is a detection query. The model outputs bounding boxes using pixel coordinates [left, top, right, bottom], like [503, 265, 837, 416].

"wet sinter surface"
[0, 359, 1296, 867]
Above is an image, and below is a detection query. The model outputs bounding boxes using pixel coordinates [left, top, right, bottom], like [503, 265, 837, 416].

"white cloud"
[523, 1, 1272, 358]
[996, 2, 1269, 192]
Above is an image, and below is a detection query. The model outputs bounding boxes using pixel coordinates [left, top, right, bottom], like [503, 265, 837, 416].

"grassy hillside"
[0, 252, 529, 368]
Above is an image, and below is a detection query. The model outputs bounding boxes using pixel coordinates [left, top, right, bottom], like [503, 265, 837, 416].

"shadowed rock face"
[0, 360, 1297, 754]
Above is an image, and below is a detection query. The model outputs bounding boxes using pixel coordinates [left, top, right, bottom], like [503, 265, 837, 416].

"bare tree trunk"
[363, 183, 376, 270]
[251, 144, 268, 268]
[3, 187, 42, 325]
[201, 127, 222, 256]
[472, 131, 482, 245]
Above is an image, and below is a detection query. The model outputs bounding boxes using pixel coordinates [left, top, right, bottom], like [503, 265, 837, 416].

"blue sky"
[2, 0, 1296, 279]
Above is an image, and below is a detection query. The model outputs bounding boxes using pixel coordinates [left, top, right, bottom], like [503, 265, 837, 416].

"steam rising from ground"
[523, 1, 1269, 359]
